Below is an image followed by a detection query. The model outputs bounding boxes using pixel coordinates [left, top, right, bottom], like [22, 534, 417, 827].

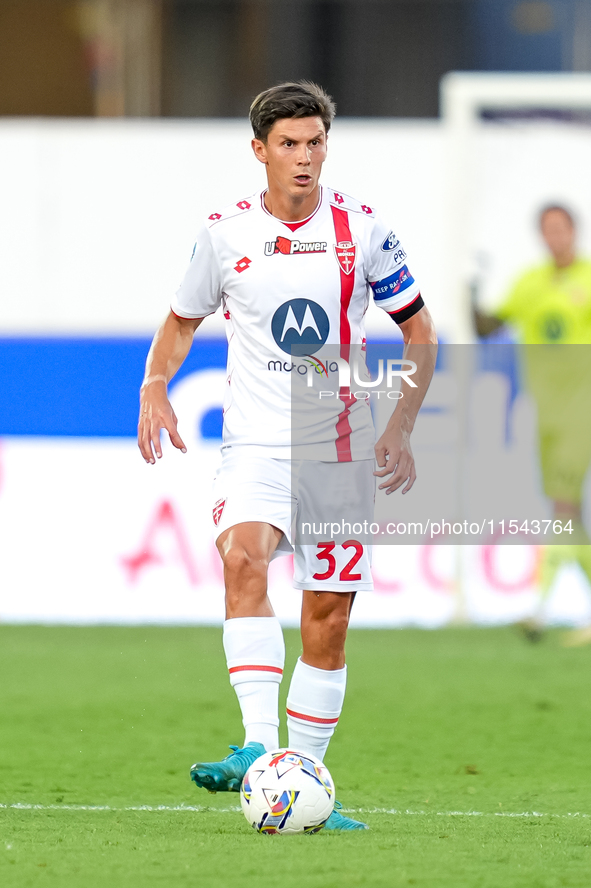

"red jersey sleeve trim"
[170, 307, 215, 321]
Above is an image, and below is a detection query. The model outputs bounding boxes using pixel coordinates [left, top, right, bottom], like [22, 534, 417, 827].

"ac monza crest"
[213, 498, 226, 526]
[334, 241, 356, 275]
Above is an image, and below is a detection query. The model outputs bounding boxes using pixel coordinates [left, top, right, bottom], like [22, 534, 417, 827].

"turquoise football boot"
[323, 801, 369, 831]
[190, 742, 266, 793]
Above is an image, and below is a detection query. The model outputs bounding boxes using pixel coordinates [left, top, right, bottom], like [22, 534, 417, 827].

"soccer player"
[138, 81, 437, 829]
[474, 205, 591, 643]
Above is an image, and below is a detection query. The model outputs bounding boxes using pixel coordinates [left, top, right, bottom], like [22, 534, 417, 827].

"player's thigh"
[212, 448, 295, 558]
[216, 521, 284, 566]
[300, 591, 356, 666]
[301, 589, 356, 624]
[293, 459, 374, 592]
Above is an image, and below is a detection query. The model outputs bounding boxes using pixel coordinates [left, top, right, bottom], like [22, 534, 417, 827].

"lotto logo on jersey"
[264, 236, 327, 256]
[234, 256, 252, 273]
[271, 299, 330, 356]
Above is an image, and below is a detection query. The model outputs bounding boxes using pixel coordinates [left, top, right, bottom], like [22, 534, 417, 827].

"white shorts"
[211, 445, 374, 592]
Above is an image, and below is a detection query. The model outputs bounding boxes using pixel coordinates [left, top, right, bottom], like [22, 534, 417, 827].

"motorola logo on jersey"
[264, 236, 327, 256]
[271, 299, 330, 356]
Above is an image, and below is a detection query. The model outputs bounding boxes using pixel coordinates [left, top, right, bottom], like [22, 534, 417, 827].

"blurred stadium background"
[2, 0, 591, 628]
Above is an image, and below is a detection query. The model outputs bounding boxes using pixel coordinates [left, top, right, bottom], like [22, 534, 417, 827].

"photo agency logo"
[313, 355, 417, 401]
[267, 298, 417, 399]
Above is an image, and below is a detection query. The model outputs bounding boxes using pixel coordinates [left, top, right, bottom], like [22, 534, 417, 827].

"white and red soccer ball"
[240, 749, 335, 835]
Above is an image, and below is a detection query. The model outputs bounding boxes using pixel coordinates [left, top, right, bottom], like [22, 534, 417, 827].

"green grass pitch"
[1, 625, 591, 887]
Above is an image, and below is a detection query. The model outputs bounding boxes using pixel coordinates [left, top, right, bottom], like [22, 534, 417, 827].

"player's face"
[540, 210, 576, 262]
[252, 116, 327, 202]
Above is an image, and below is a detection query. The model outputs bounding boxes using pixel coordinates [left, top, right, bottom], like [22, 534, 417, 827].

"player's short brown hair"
[249, 81, 336, 142]
[539, 204, 576, 228]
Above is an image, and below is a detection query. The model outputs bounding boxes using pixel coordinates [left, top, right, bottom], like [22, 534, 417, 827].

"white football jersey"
[171, 186, 424, 461]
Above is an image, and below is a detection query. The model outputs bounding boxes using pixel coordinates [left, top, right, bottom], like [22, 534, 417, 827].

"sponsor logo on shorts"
[213, 498, 226, 526]
[264, 236, 327, 256]
[271, 299, 330, 356]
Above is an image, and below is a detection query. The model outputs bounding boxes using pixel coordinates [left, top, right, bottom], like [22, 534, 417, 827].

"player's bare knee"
[302, 609, 349, 667]
[221, 546, 248, 575]
[308, 605, 350, 645]
[325, 608, 350, 639]
[221, 546, 269, 583]
[305, 591, 351, 621]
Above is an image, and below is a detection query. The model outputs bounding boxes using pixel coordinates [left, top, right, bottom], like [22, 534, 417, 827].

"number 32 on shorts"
[313, 540, 364, 582]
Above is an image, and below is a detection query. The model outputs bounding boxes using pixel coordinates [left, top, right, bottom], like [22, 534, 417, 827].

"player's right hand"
[137, 380, 187, 464]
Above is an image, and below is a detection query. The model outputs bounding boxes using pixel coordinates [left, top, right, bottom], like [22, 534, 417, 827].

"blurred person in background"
[474, 205, 591, 645]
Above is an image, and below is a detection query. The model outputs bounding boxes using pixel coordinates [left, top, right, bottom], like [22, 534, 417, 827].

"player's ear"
[252, 138, 268, 165]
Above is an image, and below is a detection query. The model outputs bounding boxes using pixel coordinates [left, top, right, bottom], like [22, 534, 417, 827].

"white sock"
[223, 617, 285, 752]
[286, 658, 347, 762]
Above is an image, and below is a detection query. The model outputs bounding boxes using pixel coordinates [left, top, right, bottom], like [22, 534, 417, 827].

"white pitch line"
[352, 809, 591, 819]
[1, 803, 589, 819]
[0, 803, 241, 813]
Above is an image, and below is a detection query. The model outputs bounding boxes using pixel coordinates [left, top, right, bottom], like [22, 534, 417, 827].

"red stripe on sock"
[286, 707, 340, 725]
[228, 665, 283, 675]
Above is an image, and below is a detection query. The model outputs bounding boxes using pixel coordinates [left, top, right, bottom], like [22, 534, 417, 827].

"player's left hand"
[374, 424, 416, 494]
